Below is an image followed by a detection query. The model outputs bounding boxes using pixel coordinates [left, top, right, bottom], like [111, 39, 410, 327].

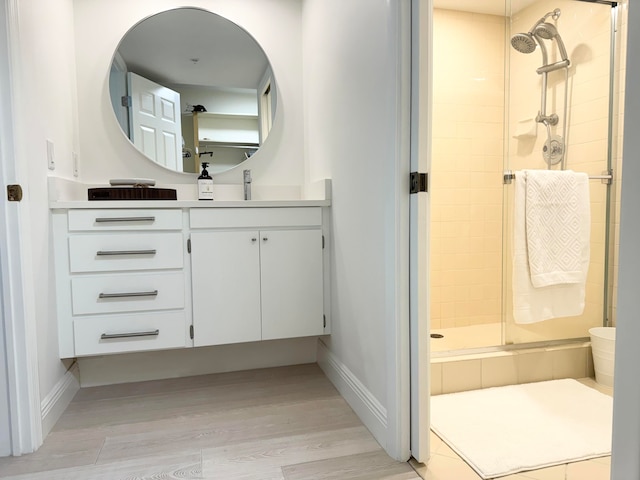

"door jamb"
[0, 0, 43, 456]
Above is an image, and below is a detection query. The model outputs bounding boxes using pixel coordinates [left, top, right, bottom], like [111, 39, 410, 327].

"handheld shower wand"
[534, 22, 570, 73]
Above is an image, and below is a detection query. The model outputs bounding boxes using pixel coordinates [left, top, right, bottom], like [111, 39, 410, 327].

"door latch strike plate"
[7, 184, 22, 201]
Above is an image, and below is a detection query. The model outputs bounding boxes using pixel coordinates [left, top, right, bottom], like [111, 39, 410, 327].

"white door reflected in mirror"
[108, 8, 277, 175]
[128, 72, 183, 172]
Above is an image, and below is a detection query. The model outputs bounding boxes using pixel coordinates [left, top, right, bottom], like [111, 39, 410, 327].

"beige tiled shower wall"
[505, 0, 620, 343]
[430, 9, 505, 330]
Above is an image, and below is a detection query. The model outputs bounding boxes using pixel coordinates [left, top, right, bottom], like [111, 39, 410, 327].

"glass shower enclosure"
[429, 0, 623, 352]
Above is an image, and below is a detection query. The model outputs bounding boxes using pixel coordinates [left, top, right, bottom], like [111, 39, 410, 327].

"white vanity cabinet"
[52, 203, 329, 359]
[189, 207, 325, 347]
[53, 209, 189, 358]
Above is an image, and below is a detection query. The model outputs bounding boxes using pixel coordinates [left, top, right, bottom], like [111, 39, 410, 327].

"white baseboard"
[40, 362, 79, 437]
[317, 339, 387, 447]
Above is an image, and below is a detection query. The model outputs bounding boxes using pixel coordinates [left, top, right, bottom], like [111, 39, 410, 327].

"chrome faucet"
[243, 169, 252, 200]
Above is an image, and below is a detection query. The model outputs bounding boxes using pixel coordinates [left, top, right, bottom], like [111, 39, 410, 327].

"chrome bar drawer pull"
[98, 290, 158, 299]
[96, 249, 157, 256]
[100, 329, 160, 340]
[95, 216, 156, 223]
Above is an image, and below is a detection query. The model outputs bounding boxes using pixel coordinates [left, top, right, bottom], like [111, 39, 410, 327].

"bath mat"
[430, 379, 613, 479]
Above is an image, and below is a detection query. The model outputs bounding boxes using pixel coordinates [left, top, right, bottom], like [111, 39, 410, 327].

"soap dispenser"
[197, 162, 214, 200]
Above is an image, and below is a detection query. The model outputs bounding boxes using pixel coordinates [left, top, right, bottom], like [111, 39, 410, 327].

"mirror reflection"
[109, 8, 276, 174]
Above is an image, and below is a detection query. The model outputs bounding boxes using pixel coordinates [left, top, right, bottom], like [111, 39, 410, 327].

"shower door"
[503, 0, 619, 345]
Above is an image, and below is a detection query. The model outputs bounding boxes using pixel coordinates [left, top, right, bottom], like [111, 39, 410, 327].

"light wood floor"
[0, 363, 419, 480]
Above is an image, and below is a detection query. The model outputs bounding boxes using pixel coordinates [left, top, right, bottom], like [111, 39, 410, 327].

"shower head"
[533, 22, 569, 62]
[511, 33, 537, 54]
[510, 8, 560, 56]
[512, 8, 569, 72]
[534, 22, 558, 40]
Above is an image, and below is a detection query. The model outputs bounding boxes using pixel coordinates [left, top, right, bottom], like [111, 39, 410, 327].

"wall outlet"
[46, 139, 55, 170]
[72, 151, 79, 177]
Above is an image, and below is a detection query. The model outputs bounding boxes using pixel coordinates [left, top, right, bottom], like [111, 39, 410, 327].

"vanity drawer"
[68, 209, 182, 231]
[73, 311, 186, 356]
[190, 207, 322, 229]
[68, 233, 183, 273]
[71, 272, 185, 315]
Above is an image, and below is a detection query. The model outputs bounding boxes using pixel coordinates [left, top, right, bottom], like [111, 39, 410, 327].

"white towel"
[512, 170, 590, 324]
[525, 170, 590, 287]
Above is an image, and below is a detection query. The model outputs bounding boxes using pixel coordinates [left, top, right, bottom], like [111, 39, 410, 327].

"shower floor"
[430, 323, 502, 353]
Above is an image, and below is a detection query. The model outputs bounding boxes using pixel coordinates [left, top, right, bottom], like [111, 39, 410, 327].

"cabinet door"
[260, 229, 324, 340]
[191, 231, 261, 346]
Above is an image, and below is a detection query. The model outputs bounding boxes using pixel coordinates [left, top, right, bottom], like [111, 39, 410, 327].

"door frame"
[384, 0, 413, 462]
[408, 0, 433, 464]
[0, 0, 43, 456]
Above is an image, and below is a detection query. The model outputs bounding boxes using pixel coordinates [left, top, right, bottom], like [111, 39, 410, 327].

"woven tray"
[88, 187, 177, 201]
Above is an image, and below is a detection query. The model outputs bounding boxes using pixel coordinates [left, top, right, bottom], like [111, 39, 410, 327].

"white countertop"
[48, 178, 332, 209]
[50, 199, 331, 209]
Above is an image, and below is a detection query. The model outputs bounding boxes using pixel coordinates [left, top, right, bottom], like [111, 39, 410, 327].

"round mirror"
[109, 8, 277, 174]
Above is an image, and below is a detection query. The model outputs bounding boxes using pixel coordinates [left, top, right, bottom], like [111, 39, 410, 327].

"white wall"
[303, 0, 410, 458]
[9, 0, 78, 432]
[611, 1, 640, 477]
[73, 0, 304, 187]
